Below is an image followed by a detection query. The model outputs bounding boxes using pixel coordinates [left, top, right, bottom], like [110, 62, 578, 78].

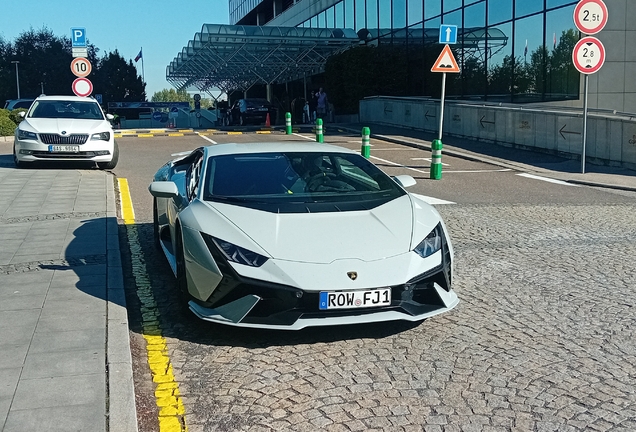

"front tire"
[174, 227, 192, 314]
[97, 140, 119, 170]
[13, 146, 26, 168]
[153, 198, 161, 250]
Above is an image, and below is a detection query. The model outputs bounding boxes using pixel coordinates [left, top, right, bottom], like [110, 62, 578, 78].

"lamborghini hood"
[208, 195, 434, 264]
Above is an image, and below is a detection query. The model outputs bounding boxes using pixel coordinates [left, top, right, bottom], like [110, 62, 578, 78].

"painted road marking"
[117, 178, 188, 432]
[370, 155, 428, 175]
[411, 193, 455, 205]
[411, 157, 450, 166]
[517, 173, 580, 187]
[197, 133, 218, 144]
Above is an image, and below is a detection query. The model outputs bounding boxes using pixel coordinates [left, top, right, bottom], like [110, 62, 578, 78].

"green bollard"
[361, 127, 371, 158]
[430, 139, 443, 180]
[285, 112, 292, 135]
[316, 118, 324, 143]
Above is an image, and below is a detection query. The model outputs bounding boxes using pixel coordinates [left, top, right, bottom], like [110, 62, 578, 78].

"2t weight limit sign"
[572, 37, 605, 75]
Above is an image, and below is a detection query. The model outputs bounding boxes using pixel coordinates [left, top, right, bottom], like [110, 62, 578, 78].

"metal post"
[438, 72, 447, 141]
[582, 74, 589, 174]
[11, 61, 20, 99]
[285, 112, 292, 134]
[316, 118, 323, 143]
[361, 127, 370, 158]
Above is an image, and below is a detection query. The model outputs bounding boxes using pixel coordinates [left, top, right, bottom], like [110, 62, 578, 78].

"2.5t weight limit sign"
[572, 36, 606, 74]
[574, 0, 608, 35]
[70, 57, 92, 78]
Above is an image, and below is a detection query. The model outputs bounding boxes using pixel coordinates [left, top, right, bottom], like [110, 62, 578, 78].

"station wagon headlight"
[91, 132, 110, 141]
[202, 233, 268, 267]
[18, 129, 37, 140]
[413, 223, 443, 259]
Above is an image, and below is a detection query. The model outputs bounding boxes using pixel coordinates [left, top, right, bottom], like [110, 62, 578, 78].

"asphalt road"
[109, 130, 636, 432]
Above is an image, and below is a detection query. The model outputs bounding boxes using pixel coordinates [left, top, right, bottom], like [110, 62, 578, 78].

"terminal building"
[167, 0, 636, 168]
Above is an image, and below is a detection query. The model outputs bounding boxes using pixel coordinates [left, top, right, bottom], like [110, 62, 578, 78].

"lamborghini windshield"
[203, 152, 406, 212]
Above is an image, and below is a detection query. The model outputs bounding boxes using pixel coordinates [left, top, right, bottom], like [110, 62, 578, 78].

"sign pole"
[582, 74, 589, 174]
[438, 73, 446, 140]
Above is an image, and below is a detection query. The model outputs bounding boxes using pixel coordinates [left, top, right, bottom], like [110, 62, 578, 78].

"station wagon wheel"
[13, 145, 25, 169]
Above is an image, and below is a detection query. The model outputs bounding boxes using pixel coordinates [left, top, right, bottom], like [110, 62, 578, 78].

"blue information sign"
[439, 25, 458, 44]
[152, 111, 163, 121]
[71, 28, 87, 48]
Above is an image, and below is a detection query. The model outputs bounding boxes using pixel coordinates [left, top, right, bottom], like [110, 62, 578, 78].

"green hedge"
[0, 116, 16, 137]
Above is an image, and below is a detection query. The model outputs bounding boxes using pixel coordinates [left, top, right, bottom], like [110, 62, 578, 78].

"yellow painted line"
[168, 133, 184, 137]
[117, 178, 188, 432]
[138, 134, 154, 138]
[227, 131, 243, 135]
[114, 134, 122, 138]
[256, 131, 271, 134]
[117, 179, 136, 224]
[198, 132, 210, 136]
[178, 129, 191, 132]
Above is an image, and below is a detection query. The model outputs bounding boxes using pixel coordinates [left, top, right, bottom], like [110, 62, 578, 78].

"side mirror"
[393, 175, 416, 188]
[19, 111, 26, 118]
[106, 113, 114, 120]
[149, 181, 179, 198]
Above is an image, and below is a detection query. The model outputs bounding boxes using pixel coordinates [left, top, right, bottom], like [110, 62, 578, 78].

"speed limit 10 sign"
[70, 57, 92, 78]
[572, 36, 606, 75]
[574, 0, 608, 35]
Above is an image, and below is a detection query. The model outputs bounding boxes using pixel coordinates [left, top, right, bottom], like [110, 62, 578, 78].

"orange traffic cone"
[265, 113, 271, 128]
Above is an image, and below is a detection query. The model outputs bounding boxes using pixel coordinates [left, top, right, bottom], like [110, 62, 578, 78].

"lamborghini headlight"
[413, 223, 443, 259]
[203, 233, 268, 267]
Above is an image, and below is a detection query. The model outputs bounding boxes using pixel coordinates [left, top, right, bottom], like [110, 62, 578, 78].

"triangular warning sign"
[431, 45, 460, 73]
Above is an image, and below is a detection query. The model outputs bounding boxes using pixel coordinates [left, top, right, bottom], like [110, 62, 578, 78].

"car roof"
[203, 142, 358, 157]
[34, 95, 99, 103]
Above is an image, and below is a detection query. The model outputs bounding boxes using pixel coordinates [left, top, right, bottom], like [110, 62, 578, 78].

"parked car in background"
[4, 99, 35, 110]
[228, 98, 276, 126]
[13, 95, 118, 169]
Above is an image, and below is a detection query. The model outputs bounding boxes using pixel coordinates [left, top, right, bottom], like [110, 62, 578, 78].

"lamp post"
[11, 61, 20, 99]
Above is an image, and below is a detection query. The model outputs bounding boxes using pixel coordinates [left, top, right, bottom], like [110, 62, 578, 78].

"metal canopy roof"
[166, 24, 360, 93]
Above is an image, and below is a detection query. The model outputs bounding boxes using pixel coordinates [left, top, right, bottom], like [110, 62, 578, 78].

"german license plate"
[49, 145, 79, 153]
[319, 288, 391, 310]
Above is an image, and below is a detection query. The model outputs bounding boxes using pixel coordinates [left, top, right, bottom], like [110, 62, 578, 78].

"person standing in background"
[308, 90, 318, 122]
[316, 88, 328, 121]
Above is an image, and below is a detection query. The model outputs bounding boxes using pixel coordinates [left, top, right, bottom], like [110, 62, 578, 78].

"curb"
[106, 173, 139, 432]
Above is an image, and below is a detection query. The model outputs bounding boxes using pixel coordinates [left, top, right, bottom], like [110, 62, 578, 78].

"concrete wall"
[360, 97, 636, 169]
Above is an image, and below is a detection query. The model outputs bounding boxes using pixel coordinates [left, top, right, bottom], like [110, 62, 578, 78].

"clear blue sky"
[0, 0, 230, 98]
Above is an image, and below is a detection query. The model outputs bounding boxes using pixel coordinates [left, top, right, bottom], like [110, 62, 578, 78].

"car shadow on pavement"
[38, 216, 124, 308]
[122, 223, 423, 349]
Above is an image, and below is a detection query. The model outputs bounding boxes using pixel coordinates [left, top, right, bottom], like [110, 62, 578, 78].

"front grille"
[40, 134, 89, 145]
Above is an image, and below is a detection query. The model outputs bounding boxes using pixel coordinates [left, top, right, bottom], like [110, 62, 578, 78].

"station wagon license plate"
[319, 288, 391, 310]
[49, 145, 79, 153]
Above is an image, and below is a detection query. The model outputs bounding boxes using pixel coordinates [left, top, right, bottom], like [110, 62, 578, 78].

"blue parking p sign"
[439, 25, 458, 44]
[71, 28, 87, 47]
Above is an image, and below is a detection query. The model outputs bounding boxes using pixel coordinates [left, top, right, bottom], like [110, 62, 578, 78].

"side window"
[186, 153, 204, 201]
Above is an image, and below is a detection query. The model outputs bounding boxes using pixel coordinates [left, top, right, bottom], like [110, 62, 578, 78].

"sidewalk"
[0, 163, 137, 432]
[334, 123, 636, 192]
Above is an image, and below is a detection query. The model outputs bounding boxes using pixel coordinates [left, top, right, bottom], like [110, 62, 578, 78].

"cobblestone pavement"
[124, 198, 636, 432]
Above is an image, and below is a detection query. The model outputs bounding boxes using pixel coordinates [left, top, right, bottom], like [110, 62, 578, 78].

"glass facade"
[279, 0, 580, 102]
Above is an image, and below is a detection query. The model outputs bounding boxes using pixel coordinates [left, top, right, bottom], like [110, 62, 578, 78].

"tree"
[152, 88, 192, 103]
[152, 88, 214, 109]
[92, 50, 146, 104]
[0, 27, 102, 102]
